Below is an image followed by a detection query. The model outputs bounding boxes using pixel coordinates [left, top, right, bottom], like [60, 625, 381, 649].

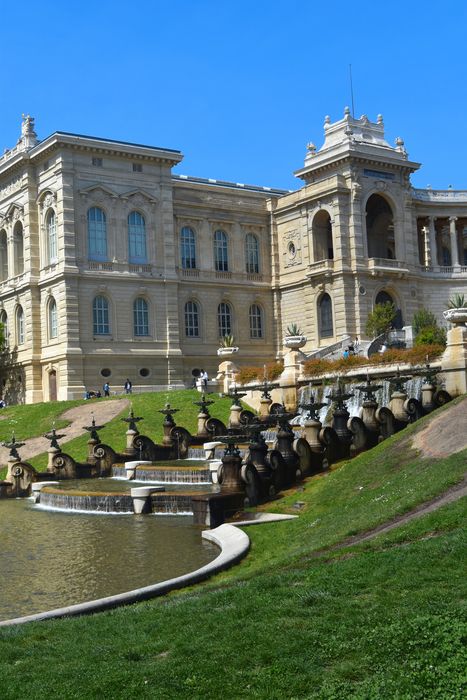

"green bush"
[366, 302, 396, 338]
[412, 308, 438, 336]
[414, 326, 447, 347]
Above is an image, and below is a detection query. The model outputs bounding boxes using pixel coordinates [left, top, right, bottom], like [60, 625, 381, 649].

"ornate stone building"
[0, 111, 466, 402]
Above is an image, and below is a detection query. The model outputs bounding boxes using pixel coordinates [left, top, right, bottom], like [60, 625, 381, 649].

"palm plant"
[448, 294, 467, 309]
[286, 323, 303, 336]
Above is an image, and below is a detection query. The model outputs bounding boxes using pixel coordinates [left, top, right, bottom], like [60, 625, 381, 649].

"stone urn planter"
[443, 308, 467, 326]
[283, 335, 307, 350]
[217, 346, 239, 357]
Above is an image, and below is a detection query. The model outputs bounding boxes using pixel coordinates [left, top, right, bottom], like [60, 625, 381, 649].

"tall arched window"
[217, 302, 232, 337]
[0, 230, 8, 281]
[46, 210, 58, 264]
[185, 301, 199, 337]
[48, 298, 58, 339]
[249, 304, 263, 338]
[88, 207, 107, 261]
[93, 296, 110, 335]
[180, 227, 196, 269]
[133, 297, 149, 336]
[13, 222, 24, 276]
[365, 194, 395, 259]
[319, 294, 333, 339]
[0, 311, 8, 348]
[214, 230, 228, 271]
[128, 211, 147, 263]
[312, 210, 334, 261]
[16, 306, 25, 345]
[245, 233, 260, 273]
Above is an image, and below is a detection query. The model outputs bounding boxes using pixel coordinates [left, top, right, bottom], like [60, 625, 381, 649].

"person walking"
[201, 369, 208, 390]
[124, 378, 132, 394]
[103, 382, 110, 397]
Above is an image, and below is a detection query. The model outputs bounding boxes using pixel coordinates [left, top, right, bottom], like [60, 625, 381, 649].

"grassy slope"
[0, 390, 232, 474]
[0, 399, 466, 699]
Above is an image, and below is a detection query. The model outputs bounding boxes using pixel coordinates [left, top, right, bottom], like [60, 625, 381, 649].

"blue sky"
[1, 0, 466, 191]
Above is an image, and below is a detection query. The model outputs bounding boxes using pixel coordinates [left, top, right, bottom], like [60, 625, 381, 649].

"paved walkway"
[0, 399, 130, 465]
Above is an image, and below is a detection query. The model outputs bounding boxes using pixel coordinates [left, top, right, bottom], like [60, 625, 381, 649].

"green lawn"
[0, 390, 233, 473]
[0, 398, 466, 699]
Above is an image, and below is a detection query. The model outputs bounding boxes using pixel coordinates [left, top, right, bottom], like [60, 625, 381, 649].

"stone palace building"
[0, 110, 466, 402]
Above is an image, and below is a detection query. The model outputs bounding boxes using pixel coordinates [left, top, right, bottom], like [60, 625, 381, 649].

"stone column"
[449, 216, 460, 267]
[428, 217, 438, 266]
[421, 225, 431, 267]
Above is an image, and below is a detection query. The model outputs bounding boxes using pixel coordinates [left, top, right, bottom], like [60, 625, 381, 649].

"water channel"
[0, 498, 219, 622]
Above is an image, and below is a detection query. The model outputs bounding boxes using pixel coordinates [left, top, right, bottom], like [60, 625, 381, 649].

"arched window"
[128, 211, 147, 263]
[0, 311, 8, 348]
[16, 306, 25, 345]
[245, 233, 260, 273]
[185, 301, 199, 337]
[217, 302, 232, 338]
[365, 194, 395, 259]
[13, 222, 24, 276]
[312, 210, 334, 261]
[133, 297, 149, 336]
[48, 298, 58, 339]
[214, 230, 228, 272]
[180, 227, 196, 269]
[249, 304, 263, 338]
[0, 230, 8, 281]
[88, 207, 107, 261]
[93, 296, 110, 335]
[46, 210, 58, 264]
[319, 294, 333, 339]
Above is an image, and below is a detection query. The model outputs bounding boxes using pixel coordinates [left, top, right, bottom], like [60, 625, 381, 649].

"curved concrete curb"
[0, 524, 250, 627]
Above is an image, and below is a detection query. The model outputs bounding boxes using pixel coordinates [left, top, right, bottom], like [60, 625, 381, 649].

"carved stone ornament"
[44, 193, 55, 208]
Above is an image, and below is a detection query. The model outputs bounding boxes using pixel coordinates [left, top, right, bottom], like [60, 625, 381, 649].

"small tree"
[412, 308, 438, 336]
[366, 302, 396, 338]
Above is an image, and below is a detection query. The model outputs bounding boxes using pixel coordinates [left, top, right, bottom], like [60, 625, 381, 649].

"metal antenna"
[349, 64, 355, 117]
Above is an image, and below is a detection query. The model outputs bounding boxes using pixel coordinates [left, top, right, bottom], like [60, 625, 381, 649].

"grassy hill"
[0, 397, 466, 699]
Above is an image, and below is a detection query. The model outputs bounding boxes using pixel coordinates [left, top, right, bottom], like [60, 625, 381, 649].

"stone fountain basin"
[36, 478, 220, 515]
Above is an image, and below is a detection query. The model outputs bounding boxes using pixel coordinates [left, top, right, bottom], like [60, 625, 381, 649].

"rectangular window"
[132, 163, 143, 172]
[92, 157, 103, 167]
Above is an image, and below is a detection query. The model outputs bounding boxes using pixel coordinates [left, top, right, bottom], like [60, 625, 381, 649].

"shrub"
[366, 302, 397, 338]
[414, 326, 447, 347]
[236, 361, 283, 385]
[412, 308, 438, 336]
[285, 323, 303, 336]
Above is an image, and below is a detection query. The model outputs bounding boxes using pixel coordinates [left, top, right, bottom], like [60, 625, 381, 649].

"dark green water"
[0, 499, 219, 622]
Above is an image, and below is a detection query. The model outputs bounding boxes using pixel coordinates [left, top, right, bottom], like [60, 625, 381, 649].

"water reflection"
[0, 499, 218, 622]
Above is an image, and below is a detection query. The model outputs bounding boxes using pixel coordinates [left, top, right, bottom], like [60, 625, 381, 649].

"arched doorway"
[48, 370, 57, 401]
[312, 210, 333, 261]
[375, 290, 403, 329]
[366, 194, 395, 259]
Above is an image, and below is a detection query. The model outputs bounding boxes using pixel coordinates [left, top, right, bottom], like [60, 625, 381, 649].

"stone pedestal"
[259, 397, 272, 419]
[228, 403, 242, 429]
[421, 383, 436, 413]
[279, 349, 305, 413]
[302, 418, 323, 452]
[389, 390, 409, 423]
[442, 325, 467, 396]
[47, 445, 61, 472]
[361, 400, 380, 434]
[216, 359, 239, 395]
[219, 454, 244, 491]
[124, 428, 138, 457]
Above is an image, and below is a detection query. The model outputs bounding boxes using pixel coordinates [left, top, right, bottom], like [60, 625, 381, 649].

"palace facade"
[0, 110, 466, 402]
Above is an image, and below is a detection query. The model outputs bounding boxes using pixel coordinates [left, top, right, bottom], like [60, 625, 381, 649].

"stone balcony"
[305, 259, 334, 278]
[367, 258, 410, 277]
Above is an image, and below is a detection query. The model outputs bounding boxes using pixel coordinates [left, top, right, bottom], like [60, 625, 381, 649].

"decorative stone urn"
[283, 335, 307, 350]
[443, 308, 467, 326]
[217, 346, 239, 357]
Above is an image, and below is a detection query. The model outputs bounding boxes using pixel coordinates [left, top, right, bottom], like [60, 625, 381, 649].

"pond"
[0, 498, 219, 622]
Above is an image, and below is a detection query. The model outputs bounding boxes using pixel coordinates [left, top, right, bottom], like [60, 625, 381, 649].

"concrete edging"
[0, 523, 250, 627]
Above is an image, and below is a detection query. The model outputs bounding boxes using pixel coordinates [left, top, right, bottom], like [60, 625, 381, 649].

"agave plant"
[219, 334, 236, 348]
[286, 323, 303, 336]
[448, 293, 467, 309]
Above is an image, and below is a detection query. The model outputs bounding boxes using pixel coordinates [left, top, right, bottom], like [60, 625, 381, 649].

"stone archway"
[366, 194, 395, 259]
[48, 370, 57, 401]
[375, 290, 403, 329]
